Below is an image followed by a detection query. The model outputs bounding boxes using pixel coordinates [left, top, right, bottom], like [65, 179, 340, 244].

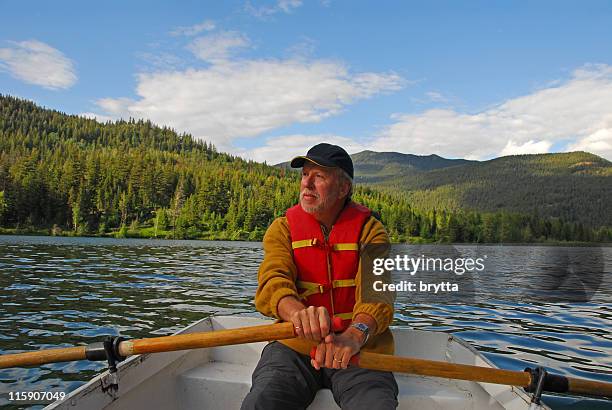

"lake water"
[0, 236, 610, 409]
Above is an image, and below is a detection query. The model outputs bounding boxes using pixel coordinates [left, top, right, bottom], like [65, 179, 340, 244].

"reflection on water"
[0, 236, 610, 409]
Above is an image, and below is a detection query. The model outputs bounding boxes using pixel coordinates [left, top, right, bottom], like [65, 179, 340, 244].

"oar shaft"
[359, 351, 531, 387]
[0, 322, 296, 370]
[0, 346, 86, 369]
[120, 322, 295, 356]
[282, 338, 531, 387]
[281, 338, 612, 399]
[352, 350, 612, 399]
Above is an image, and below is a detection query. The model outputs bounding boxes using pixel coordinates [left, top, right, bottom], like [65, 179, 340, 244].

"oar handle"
[309, 346, 360, 366]
[306, 316, 361, 364]
[331, 316, 343, 332]
[301, 342, 529, 387]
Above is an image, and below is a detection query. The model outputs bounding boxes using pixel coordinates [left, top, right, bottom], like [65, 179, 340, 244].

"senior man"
[241, 143, 397, 410]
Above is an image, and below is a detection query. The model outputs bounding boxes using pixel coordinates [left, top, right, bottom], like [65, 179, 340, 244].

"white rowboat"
[45, 316, 549, 409]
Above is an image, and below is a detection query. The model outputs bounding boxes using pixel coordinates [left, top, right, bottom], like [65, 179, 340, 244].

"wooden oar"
[0, 320, 610, 400]
[280, 338, 612, 400]
[0, 321, 297, 369]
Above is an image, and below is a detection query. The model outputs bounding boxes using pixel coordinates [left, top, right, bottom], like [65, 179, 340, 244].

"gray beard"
[299, 191, 337, 214]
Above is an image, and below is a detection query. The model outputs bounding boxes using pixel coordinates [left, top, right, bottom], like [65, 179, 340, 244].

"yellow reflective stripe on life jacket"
[292, 238, 318, 249]
[335, 312, 353, 320]
[332, 279, 355, 288]
[332, 243, 359, 251]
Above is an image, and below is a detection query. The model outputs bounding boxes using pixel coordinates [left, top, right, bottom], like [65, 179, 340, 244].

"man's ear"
[340, 180, 351, 198]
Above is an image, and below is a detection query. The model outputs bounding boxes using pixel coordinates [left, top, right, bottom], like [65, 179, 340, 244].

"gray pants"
[241, 342, 398, 410]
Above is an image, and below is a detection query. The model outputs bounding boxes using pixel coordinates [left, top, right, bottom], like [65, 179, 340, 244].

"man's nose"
[302, 174, 314, 188]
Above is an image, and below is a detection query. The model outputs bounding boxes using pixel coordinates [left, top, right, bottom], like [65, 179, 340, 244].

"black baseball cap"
[290, 143, 354, 179]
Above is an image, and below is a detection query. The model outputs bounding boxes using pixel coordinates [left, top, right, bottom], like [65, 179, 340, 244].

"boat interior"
[45, 316, 544, 410]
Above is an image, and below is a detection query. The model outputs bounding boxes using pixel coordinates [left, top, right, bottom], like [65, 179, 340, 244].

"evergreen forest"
[1, 95, 610, 243]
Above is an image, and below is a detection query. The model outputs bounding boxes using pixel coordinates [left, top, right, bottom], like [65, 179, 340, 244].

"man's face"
[299, 162, 345, 215]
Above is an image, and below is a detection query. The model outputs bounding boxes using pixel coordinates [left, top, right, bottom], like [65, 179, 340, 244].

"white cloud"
[97, 97, 134, 115]
[566, 128, 612, 160]
[237, 134, 369, 164]
[424, 91, 449, 103]
[79, 112, 115, 123]
[286, 37, 317, 59]
[499, 139, 553, 156]
[0, 40, 76, 89]
[170, 20, 216, 36]
[95, 59, 403, 149]
[278, 0, 303, 13]
[373, 64, 612, 160]
[187, 32, 250, 62]
[137, 51, 184, 71]
[245, 0, 303, 18]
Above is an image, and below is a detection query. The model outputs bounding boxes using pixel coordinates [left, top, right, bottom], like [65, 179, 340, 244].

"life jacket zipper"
[325, 238, 335, 321]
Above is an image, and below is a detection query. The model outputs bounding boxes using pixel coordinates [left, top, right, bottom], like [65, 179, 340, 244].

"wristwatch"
[350, 322, 370, 346]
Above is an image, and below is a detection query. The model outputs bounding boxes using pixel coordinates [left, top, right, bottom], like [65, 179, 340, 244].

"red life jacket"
[286, 202, 371, 331]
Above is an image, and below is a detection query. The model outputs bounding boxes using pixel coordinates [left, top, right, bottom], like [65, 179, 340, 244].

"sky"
[1, 0, 612, 163]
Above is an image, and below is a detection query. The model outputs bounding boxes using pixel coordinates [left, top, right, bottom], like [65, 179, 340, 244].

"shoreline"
[0, 228, 609, 247]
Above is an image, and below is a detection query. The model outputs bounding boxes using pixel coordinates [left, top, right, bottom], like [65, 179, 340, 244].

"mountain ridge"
[355, 150, 611, 226]
[277, 148, 611, 226]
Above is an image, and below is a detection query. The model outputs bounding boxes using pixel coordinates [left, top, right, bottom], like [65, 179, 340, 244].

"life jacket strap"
[296, 279, 356, 299]
[296, 280, 327, 299]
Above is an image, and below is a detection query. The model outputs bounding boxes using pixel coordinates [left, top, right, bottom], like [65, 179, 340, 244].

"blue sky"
[1, 0, 612, 162]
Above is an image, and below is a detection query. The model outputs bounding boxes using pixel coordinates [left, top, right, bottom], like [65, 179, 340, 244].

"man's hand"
[277, 296, 331, 342]
[310, 329, 363, 370]
[290, 305, 331, 342]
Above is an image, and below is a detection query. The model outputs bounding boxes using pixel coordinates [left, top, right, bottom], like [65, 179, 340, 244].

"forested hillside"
[350, 151, 612, 227]
[1, 95, 610, 243]
[351, 150, 475, 183]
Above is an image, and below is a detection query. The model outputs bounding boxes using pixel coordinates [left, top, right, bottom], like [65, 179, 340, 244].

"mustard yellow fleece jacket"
[255, 214, 395, 353]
